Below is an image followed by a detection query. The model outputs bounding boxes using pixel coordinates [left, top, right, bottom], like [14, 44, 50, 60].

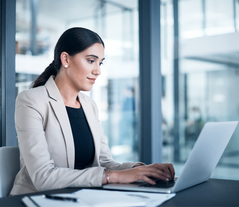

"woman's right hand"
[103, 163, 175, 185]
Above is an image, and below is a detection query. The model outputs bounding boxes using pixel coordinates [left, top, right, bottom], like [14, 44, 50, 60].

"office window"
[161, 0, 239, 180]
[206, 0, 235, 35]
[15, 0, 139, 162]
[237, 0, 239, 31]
[179, 0, 204, 38]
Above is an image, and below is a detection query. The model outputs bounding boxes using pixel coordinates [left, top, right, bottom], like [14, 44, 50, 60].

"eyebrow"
[86, 55, 105, 61]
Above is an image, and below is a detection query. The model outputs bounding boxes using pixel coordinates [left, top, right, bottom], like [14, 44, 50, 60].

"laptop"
[103, 121, 238, 193]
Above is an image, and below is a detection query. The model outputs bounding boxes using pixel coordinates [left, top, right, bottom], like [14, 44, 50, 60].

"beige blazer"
[10, 76, 139, 195]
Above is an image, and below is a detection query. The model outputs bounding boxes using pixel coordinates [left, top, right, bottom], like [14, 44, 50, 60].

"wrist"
[108, 171, 118, 183]
[103, 170, 118, 184]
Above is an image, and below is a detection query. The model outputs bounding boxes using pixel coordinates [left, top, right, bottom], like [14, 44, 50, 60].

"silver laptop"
[103, 121, 238, 193]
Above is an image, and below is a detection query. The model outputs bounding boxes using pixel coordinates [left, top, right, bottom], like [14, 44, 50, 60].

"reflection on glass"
[205, 0, 234, 35]
[161, 0, 239, 180]
[237, 0, 239, 31]
[179, 0, 204, 38]
[16, 0, 139, 162]
[179, 0, 236, 38]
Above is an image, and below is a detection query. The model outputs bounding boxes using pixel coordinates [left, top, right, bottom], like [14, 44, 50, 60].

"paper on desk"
[73, 189, 176, 207]
[23, 194, 90, 207]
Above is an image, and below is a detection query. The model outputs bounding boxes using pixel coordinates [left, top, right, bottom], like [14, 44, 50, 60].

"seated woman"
[10, 27, 175, 195]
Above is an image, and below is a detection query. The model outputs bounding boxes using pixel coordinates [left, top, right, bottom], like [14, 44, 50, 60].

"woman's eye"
[99, 62, 103, 66]
[88, 60, 94, 64]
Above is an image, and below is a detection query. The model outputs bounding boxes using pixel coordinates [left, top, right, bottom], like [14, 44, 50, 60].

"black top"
[66, 106, 95, 170]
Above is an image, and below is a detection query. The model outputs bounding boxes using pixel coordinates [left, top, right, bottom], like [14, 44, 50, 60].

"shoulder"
[16, 86, 48, 105]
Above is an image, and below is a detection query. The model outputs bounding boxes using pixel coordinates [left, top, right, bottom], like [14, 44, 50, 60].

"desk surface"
[1, 179, 238, 207]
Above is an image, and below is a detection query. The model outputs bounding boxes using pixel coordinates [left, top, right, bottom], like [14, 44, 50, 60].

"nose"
[93, 65, 101, 76]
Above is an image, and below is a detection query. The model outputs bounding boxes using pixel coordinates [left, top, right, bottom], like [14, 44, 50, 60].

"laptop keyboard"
[140, 178, 177, 188]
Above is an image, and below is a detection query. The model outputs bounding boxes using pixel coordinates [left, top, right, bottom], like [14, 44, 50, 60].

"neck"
[54, 71, 81, 108]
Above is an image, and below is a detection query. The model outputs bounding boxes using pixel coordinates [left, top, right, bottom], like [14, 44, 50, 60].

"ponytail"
[31, 60, 58, 88]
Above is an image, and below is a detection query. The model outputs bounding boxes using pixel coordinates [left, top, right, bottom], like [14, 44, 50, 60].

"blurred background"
[15, 0, 239, 180]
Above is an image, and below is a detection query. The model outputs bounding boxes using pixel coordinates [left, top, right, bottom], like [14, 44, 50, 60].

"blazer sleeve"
[15, 91, 106, 192]
[89, 99, 145, 170]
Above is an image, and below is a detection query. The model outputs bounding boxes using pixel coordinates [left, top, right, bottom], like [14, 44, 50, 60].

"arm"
[102, 163, 175, 185]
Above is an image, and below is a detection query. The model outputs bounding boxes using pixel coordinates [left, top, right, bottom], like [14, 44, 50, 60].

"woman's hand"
[103, 163, 175, 185]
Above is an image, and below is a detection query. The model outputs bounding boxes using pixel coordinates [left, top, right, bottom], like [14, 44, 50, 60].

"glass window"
[179, 0, 204, 38]
[161, 1, 174, 162]
[236, 0, 239, 31]
[16, 0, 139, 162]
[162, 0, 239, 180]
[205, 0, 234, 35]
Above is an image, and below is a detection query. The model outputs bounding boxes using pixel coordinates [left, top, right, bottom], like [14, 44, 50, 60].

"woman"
[10, 27, 174, 195]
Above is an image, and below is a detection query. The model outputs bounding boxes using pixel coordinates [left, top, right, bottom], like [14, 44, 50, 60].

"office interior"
[1, 0, 239, 183]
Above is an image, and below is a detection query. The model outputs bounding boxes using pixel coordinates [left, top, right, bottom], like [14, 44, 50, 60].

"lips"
[87, 78, 96, 83]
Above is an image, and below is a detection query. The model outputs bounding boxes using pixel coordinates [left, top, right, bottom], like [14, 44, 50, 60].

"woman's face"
[66, 43, 104, 92]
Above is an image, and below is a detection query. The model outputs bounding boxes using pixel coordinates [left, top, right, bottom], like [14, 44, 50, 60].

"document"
[22, 194, 90, 207]
[74, 189, 175, 207]
[22, 190, 175, 207]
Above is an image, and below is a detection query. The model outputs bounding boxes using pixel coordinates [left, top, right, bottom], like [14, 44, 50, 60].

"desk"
[0, 179, 238, 207]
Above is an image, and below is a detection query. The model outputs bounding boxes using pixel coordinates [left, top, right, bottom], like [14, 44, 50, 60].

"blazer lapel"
[44, 76, 75, 169]
[79, 93, 101, 166]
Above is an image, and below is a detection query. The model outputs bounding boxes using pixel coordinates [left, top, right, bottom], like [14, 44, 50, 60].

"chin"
[81, 87, 93, 92]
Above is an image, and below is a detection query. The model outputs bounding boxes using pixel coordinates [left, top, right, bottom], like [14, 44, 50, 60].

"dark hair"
[32, 27, 104, 88]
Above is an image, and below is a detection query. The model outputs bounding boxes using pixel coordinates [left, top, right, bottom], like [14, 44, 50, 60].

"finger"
[159, 164, 174, 179]
[169, 164, 175, 178]
[138, 165, 172, 181]
[153, 164, 172, 179]
[145, 170, 171, 182]
[164, 163, 175, 179]
[142, 175, 156, 185]
[144, 164, 175, 180]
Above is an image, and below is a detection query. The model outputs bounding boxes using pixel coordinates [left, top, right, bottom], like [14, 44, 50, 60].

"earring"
[65, 65, 68, 68]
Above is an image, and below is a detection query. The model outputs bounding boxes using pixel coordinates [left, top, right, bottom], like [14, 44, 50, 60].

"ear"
[60, 52, 70, 68]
